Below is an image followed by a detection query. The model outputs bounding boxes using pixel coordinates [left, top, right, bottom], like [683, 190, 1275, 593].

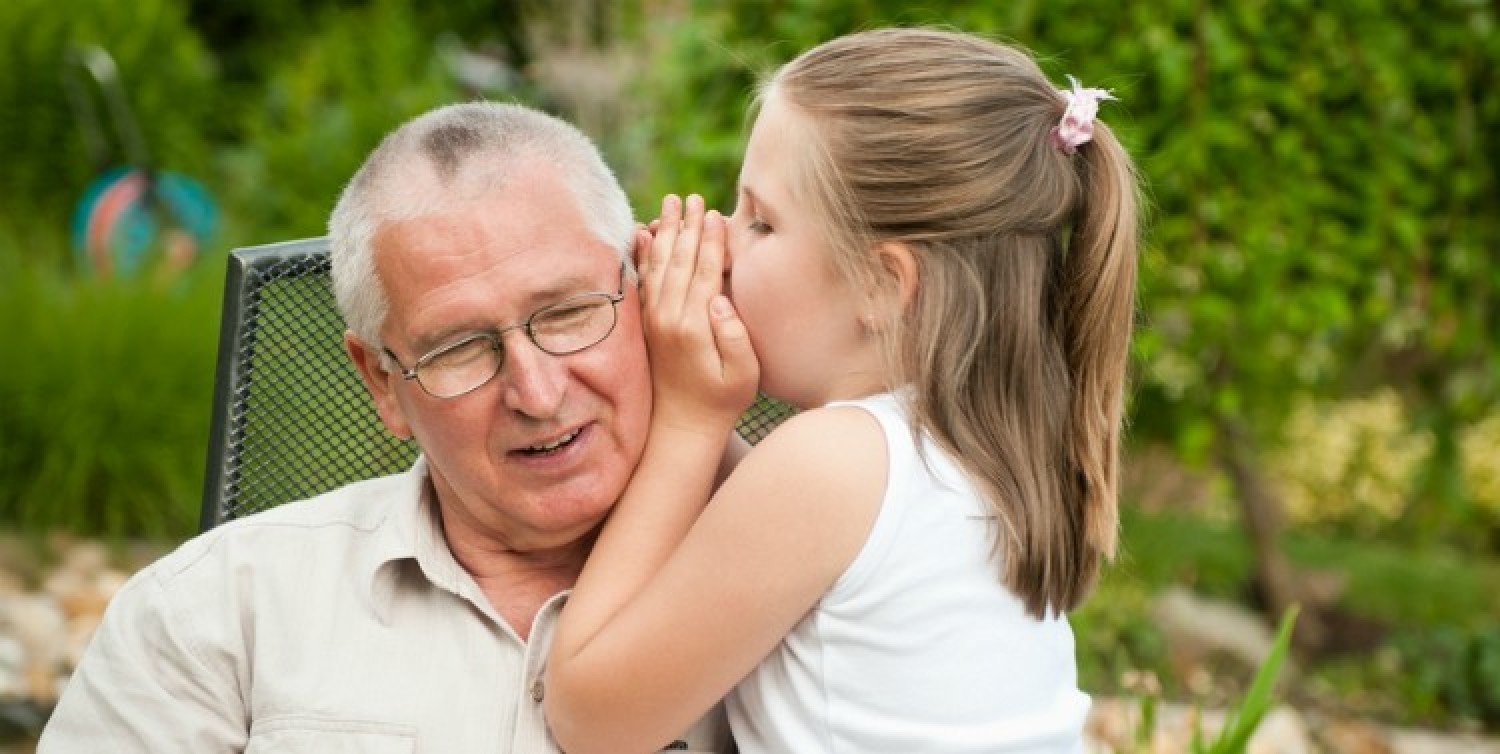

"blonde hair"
[769, 28, 1139, 617]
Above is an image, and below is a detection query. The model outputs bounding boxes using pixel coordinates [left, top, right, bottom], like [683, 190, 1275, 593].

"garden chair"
[199, 238, 792, 532]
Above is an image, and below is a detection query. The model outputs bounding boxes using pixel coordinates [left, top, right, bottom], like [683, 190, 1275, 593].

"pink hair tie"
[1050, 75, 1116, 155]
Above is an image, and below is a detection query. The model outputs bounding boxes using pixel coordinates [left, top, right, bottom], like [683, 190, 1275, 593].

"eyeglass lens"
[415, 293, 619, 398]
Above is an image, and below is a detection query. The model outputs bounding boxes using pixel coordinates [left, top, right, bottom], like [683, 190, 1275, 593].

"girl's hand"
[636, 194, 759, 437]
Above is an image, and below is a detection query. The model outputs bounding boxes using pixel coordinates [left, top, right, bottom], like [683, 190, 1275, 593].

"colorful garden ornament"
[64, 45, 218, 279]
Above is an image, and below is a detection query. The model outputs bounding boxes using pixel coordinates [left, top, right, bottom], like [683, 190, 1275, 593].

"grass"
[1105, 507, 1499, 627]
[0, 251, 222, 540]
[1284, 535, 1499, 630]
[1076, 506, 1500, 731]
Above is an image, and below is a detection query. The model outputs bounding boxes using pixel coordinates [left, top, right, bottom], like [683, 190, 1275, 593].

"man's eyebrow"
[410, 321, 489, 357]
[408, 272, 603, 356]
[521, 273, 601, 305]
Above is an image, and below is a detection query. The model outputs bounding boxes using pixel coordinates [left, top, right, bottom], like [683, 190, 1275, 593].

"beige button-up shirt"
[39, 459, 733, 753]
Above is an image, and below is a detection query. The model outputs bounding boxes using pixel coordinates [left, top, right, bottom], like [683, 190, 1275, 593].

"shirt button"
[530, 678, 545, 702]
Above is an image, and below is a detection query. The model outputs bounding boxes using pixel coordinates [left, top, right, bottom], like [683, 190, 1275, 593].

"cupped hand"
[636, 194, 760, 437]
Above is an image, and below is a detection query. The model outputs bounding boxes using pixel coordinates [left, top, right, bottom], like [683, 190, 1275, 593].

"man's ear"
[345, 330, 413, 440]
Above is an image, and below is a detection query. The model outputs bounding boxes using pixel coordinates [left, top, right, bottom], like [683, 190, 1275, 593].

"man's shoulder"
[147, 468, 421, 587]
[225, 468, 418, 531]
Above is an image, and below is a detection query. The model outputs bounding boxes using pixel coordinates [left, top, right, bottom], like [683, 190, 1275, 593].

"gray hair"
[328, 102, 635, 346]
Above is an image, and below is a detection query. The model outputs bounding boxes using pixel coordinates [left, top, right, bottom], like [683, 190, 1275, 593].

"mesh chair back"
[200, 239, 417, 529]
[200, 238, 795, 532]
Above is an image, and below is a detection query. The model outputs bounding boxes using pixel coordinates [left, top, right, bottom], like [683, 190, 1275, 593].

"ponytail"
[1059, 121, 1139, 574]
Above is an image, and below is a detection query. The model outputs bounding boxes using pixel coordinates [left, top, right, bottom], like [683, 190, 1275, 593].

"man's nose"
[500, 334, 567, 420]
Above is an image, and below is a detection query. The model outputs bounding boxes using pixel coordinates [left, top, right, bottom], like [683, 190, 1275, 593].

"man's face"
[349, 159, 651, 553]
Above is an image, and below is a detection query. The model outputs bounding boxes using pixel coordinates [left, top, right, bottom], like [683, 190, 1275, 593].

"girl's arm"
[543, 196, 885, 753]
[544, 196, 756, 687]
[715, 430, 753, 489]
[547, 406, 886, 754]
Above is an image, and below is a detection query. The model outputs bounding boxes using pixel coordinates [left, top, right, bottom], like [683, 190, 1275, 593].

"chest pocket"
[246, 716, 416, 754]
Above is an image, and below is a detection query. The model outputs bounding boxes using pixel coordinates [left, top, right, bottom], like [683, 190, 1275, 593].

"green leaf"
[1203, 606, 1300, 753]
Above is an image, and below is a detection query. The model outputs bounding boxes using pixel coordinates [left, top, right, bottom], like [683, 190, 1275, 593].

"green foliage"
[1193, 607, 1298, 754]
[1315, 623, 1500, 729]
[186, 0, 520, 89]
[216, 0, 471, 243]
[1071, 578, 1171, 697]
[0, 0, 216, 260]
[0, 252, 220, 540]
[1089, 605, 1298, 752]
[1112, 506, 1500, 630]
[1284, 531, 1500, 631]
[608, 10, 764, 215]
[1459, 414, 1500, 541]
[1264, 389, 1500, 548]
[1115, 3, 1499, 550]
[1111, 507, 1255, 601]
[1268, 390, 1435, 536]
[1080, 507, 1500, 730]
[1387, 625, 1500, 728]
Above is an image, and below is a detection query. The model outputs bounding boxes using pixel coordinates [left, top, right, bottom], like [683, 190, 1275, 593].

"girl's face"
[727, 94, 883, 408]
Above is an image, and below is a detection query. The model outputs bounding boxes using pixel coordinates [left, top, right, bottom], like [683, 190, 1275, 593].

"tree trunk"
[1216, 414, 1328, 651]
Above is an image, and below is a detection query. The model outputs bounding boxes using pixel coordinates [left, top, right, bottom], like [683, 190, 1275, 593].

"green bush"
[215, 0, 473, 244]
[1397, 626, 1500, 728]
[1268, 391, 1434, 536]
[1071, 578, 1171, 696]
[0, 251, 220, 539]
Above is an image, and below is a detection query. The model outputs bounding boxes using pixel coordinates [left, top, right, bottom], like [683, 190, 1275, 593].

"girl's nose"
[720, 212, 736, 274]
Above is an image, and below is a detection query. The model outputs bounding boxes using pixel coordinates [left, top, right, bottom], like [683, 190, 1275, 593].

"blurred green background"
[1, 0, 1496, 737]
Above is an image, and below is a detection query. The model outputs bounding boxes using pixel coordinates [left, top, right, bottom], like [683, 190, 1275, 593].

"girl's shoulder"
[711, 402, 890, 591]
[750, 401, 889, 469]
[726, 401, 890, 524]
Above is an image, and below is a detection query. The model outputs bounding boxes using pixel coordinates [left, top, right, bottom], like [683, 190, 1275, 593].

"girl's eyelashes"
[733, 191, 772, 233]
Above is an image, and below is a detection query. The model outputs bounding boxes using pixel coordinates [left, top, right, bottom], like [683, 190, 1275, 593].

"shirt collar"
[366, 456, 458, 619]
[366, 455, 518, 631]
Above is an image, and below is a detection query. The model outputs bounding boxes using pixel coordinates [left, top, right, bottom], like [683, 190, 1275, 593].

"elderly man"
[40, 102, 733, 752]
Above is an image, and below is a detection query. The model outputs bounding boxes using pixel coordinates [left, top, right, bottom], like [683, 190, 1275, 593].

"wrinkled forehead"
[372, 147, 628, 260]
[370, 169, 626, 331]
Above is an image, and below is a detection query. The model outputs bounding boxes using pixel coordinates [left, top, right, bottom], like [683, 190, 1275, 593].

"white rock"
[1248, 706, 1312, 754]
[0, 595, 66, 667]
[1388, 729, 1500, 754]
[1153, 586, 1278, 669]
[0, 634, 26, 698]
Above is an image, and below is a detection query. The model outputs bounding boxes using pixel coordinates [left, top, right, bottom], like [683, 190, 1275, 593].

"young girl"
[546, 27, 1138, 753]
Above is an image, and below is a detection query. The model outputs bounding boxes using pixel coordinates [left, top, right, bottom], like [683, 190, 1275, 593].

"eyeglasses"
[383, 263, 627, 399]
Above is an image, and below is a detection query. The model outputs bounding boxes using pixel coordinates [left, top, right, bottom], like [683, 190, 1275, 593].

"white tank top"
[727, 393, 1090, 753]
